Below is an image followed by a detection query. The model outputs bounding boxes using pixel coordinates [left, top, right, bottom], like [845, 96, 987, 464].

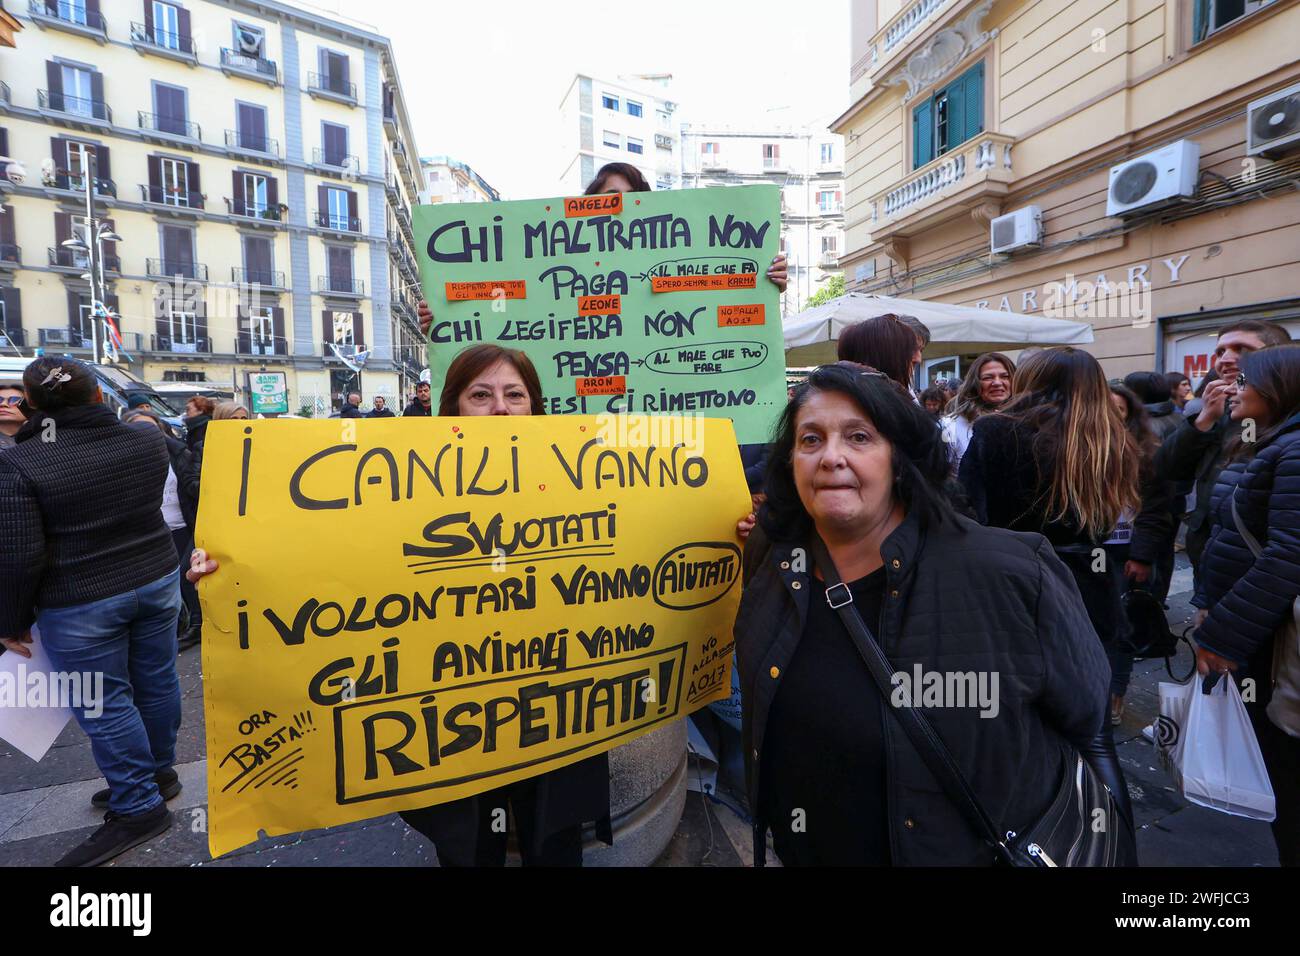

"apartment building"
[834, 0, 1300, 383]
[679, 124, 845, 314]
[419, 154, 499, 204]
[0, 0, 426, 415]
[558, 72, 682, 193]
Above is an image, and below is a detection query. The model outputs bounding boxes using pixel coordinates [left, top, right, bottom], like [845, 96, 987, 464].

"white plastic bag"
[1156, 678, 1276, 821]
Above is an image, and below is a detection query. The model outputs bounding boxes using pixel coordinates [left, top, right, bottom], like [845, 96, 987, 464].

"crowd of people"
[0, 162, 1296, 870]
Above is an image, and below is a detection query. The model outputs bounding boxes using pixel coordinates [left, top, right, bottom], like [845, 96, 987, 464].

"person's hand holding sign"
[418, 300, 433, 338]
[187, 548, 218, 583]
[767, 255, 788, 292]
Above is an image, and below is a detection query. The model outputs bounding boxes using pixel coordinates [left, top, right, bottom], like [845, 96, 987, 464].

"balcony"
[385, 176, 400, 203]
[315, 210, 361, 236]
[383, 105, 397, 138]
[45, 172, 116, 199]
[312, 148, 360, 178]
[224, 129, 281, 161]
[225, 197, 283, 227]
[38, 90, 112, 129]
[306, 71, 357, 107]
[883, 0, 949, 56]
[140, 184, 205, 214]
[819, 252, 840, 268]
[655, 133, 674, 149]
[138, 111, 202, 148]
[232, 267, 286, 290]
[237, 334, 288, 357]
[0, 327, 24, 347]
[39, 327, 92, 349]
[146, 258, 208, 282]
[220, 48, 278, 86]
[28, 1, 108, 43]
[130, 22, 198, 66]
[0, 243, 19, 267]
[48, 247, 120, 273]
[317, 275, 366, 298]
[868, 131, 1015, 239]
[152, 334, 211, 354]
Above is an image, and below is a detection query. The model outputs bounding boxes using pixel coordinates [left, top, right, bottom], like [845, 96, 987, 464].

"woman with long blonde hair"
[958, 347, 1142, 658]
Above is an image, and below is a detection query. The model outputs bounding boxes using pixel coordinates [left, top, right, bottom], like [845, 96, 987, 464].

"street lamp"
[62, 145, 121, 364]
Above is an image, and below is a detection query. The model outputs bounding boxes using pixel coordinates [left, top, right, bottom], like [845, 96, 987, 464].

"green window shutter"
[1192, 0, 1210, 43]
[944, 79, 965, 150]
[963, 61, 984, 144]
[913, 96, 934, 168]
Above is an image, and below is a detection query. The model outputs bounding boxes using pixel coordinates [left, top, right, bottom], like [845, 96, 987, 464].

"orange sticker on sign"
[576, 376, 627, 396]
[565, 194, 623, 217]
[651, 274, 758, 293]
[444, 281, 527, 301]
[578, 294, 622, 316]
[718, 304, 766, 327]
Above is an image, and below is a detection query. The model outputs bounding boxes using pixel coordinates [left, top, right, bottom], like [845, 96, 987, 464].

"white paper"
[0, 626, 74, 762]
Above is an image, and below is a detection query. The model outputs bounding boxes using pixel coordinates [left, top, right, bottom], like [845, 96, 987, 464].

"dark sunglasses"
[1, 395, 23, 406]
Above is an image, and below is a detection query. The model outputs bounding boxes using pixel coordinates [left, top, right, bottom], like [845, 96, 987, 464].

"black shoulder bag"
[808, 537, 1134, 867]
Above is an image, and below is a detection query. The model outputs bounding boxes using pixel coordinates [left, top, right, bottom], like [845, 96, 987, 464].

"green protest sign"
[415, 185, 786, 443]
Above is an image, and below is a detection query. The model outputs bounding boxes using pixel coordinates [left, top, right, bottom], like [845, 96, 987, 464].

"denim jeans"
[37, 570, 183, 816]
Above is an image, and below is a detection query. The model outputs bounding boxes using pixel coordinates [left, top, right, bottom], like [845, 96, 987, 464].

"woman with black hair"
[0, 358, 184, 867]
[1194, 343, 1300, 866]
[736, 362, 1131, 866]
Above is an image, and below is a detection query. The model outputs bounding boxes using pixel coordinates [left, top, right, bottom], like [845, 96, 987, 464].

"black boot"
[177, 623, 202, 651]
[56, 803, 172, 867]
[91, 768, 182, 809]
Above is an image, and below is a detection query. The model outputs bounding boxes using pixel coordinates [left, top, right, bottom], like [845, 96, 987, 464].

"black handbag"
[809, 537, 1136, 867]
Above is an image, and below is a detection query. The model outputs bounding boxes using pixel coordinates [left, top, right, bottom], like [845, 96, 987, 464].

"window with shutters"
[326, 187, 349, 230]
[817, 188, 842, 214]
[241, 235, 273, 285]
[1193, 0, 1277, 42]
[249, 306, 274, 352]
[237, 103, 269, 152]
[154, 83, 188, 136]
[911, 61, 984, 169]
[241, 173, 268, 216]
[331, 310, 355, 346]
[152, 1, 181, 49]
[61, 64, 95, 117]
[59, 1, 90, 25]
[63, 139, 95, 189]
[762, 144, 780, 169]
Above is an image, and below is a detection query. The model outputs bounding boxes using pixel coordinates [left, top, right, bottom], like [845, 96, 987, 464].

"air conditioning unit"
[1106, 140, 1200, 216]
[1247, 82, 1300, 159]
[990, 205, 1042, 254]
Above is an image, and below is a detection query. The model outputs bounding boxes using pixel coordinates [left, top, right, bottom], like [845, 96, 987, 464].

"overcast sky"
[311, 0, 850, 199]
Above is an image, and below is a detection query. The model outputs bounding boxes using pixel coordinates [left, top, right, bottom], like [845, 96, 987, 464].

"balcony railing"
[225, 197, 283, 222]
[152, 334, 211, 354]
[140, 184, 205, 210]
[38, 89, 112, 123]
[47, 173, 116, 197]
[220, 48, 278, 83]
[317, 275, 365, 296]
[39, 327, 92, 348]
[47, 247, 118, 272]
[146, 258, 208, 281]
[237, 334, 288, 357]
[232, 267, 286, 289]
[139, 111, 201, 142]
[28, 1, 109, 41]
[0, 327, 25, 347]
[307, 71, 357, 103]
[870, 131, 1016, 230]
[315, 211, 361, 233]
[130, 21, 197, 59]
[0, 243, 20, 266]
[882, 0, 948, 55]
[225, 129, 280, 157]
[312, 148, 359, 173]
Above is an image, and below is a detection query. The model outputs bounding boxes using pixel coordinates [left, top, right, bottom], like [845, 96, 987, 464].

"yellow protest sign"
[196, 415, 746, 858]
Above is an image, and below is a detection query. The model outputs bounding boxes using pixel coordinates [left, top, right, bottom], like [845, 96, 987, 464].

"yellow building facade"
[834, 0, 1300, 383]
[0, 0, 425, 415]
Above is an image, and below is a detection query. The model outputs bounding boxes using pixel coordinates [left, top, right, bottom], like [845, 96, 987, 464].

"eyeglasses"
[0, 395, 22, 406]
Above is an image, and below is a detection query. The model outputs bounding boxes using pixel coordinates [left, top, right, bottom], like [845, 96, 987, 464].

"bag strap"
[807, 536, 1014, 863]
[1230, 495, 1264, 558]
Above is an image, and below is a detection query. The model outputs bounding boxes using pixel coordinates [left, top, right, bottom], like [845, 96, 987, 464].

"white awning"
[783, 293, 1094, 366]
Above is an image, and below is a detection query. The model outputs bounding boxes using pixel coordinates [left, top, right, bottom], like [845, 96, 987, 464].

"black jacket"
[368, 408, 396, 418]
[402, 400, 432, 417]
[1155, 409, 1241, 531]
[1194, 412, 1300, 669]
[0, 403, 178, 639]
[163, 432, 201, 529]
[340, 404, 365, 418]
[737, 514, 1128, 866]
[1144, 401, 1181, 444]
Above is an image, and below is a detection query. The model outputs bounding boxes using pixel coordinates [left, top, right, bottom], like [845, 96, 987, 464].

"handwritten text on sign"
[195, 417, 746, 857]
[416, 185, 785, 444]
